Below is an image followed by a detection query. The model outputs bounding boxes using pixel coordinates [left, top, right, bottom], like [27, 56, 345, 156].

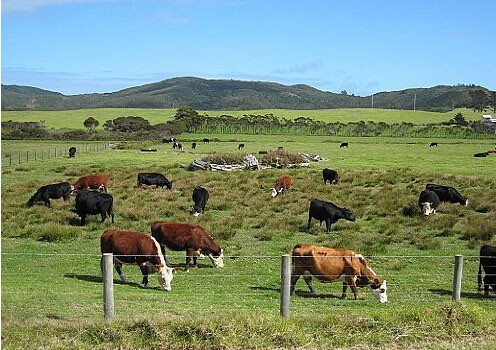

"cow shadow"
[428, 288, 496, 299]
[64, 273, 164, 290]
[249, 286, 340, 299]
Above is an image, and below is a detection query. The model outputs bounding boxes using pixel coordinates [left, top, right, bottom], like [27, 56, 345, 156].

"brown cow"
[100, 229, 175, 291]
[271, 175, 293, 197]
[291, 244, 388, 303]
[72, 174, 109, 193]
[150, 221, 224, 272]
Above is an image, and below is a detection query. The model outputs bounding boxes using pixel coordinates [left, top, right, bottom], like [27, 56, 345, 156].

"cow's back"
[101, 229, 157, 260]
[151, 221, 217, 252]
[292, 244, 361, 281]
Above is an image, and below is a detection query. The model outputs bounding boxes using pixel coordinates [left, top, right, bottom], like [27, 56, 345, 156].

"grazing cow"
[478, 245, 496, 296]
[425, 183, 468, 206]
[74, 190, 114, 225]
[192, 186, 209, 217]
[238, 143, 245, 150]
[259, 150, 268, 155]
[429, 142, 438, 147]
[291, 244, 388, 303]
[100, 229, 175, 291]
[136, 173, 172, 190]
[162, 138, 172, 143]
[339, 142, 349, 148]
[72, 175, 109, 193]
[150, 221, 224, 272]
[271, 175, 293, 197]
[68, 147, 76, 158]
[474, 152, 489, 157]
[418, 189, 440, 216]
[307, 199, 356, 233]
[192, 142, 197, 150]
[322, 168, 339, 185]
[27, 182, 72, 208]
[202, 138, 210, 143]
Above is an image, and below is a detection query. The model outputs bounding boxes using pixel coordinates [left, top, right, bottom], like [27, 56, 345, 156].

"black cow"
[68, 147, 76, 158]
[74, 190, 114, 225]
[478, 245, 496, 296]
[339, 142, 348, 148]
[192, 142, 197, 150]
[202, 138, 210, 143]
[137, 173, 172, 190]
[238, 143, 245, 150]
[259, 150, 268, 154]
[418, 189, 440, 216]
[425, 183, 468, 206]
[192, 186, 210, 216]
[429, 142, 438, 147]
[307, 199, 356, 233]
[27, 182, 72, 208]
[322, 168, 339, 185]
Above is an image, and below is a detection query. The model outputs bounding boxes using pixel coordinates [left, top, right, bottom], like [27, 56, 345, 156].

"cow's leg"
[185, 249, 194, 272]
[108, 207, 115, 223]
[114, 261, 127, 283]
[345, 276, 359, 299]
[325, 218, 332, 233]
[307, 216, 312, 231]
[342, 282, 348, 299]
[80, 214, 87, 226]
[303, 273, 315, 294]
[139, 264, 149, 287]
[290, 273, 301, 296]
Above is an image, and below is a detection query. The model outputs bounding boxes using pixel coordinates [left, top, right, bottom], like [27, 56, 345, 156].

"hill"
[1, 77, 493, 112]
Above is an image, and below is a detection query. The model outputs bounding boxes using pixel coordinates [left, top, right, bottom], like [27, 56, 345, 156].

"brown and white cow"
[271, 175, 293, 197]
[72, 174, 109, 193]
[291, 244, 388, 303]
[150, 221, 224, 272]
[100, 229, 175, 291]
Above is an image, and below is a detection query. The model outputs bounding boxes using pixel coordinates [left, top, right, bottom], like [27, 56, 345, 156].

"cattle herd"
[26, 166, 495, 300]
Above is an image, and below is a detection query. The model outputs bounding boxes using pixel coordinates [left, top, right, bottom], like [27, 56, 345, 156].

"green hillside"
[2, 77, 493, 112]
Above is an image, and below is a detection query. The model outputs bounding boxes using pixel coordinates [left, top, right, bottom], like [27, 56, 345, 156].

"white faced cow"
[100, 229, 176, 291]
[291, 244, 388, 303]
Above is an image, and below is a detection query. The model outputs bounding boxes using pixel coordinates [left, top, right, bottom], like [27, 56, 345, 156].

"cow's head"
[156, 264, 176, 291]
[270, 188, 278, 197]
[208, 249, 224, 268]
[166, 181, 173, 190]
[420, 202, 435, 216]
[342, 208, 356, 222]
[369, 278, 388, 303]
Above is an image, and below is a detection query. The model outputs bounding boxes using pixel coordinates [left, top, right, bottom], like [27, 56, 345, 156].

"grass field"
[1, 107, 484, 130]
[2, 134, 496, 349]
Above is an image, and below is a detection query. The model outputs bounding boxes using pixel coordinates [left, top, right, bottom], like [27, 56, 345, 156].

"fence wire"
[1, 253, 494, 320]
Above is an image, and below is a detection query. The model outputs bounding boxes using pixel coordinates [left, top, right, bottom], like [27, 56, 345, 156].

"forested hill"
[1, 77, 493, 112]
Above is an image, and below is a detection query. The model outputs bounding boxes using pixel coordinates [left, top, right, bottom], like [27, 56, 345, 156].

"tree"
[450, 112, 468, 126]
[468, 89, 489, 113]
[83, 116, 99, 132]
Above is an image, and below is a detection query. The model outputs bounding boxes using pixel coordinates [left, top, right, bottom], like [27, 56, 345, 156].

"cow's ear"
[374, 278, 380, 284]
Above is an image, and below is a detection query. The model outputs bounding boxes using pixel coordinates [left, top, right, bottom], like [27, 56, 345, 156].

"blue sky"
[2, 0, 495, 96]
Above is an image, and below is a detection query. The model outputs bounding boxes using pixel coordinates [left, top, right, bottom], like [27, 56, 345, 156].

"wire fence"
[1, 252, 494, 321]
[1, 142, 110, 167]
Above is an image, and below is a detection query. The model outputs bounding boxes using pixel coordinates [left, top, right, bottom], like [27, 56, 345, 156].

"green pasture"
[2, 135, 496, 349]
[1, 107, 483, 130]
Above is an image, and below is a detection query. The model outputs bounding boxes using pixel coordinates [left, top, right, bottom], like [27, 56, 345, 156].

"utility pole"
[371, 94, 374, 109]
[413, 93, 417, 111]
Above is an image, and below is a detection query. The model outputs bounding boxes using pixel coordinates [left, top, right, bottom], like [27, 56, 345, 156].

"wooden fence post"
[452, 254, 463, 301]
[102, 253, 115, 321]
[280, 254, 291, 319]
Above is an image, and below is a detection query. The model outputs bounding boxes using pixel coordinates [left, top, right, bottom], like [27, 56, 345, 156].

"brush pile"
[189, 149, 326, 171]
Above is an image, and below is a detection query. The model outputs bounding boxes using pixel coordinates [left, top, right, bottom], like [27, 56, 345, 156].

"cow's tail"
[477, 258, 483, 291]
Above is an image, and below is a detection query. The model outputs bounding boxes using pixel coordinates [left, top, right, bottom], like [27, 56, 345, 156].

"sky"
[2, 0, 495, 97]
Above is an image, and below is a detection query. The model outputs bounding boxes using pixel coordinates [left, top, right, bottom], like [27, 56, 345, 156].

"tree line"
[2, 108, 495, 141]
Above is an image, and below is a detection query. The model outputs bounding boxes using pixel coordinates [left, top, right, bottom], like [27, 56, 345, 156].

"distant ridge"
[1, 77, 492, 112]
